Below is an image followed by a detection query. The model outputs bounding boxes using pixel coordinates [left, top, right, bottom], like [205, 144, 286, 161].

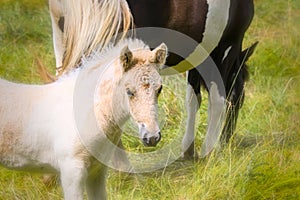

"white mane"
[49, 0, 133, 74]
[56, 39, 149, 80]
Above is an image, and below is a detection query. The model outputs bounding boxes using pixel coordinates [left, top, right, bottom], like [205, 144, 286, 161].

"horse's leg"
[86, 165, 107, 200]
[182, 69, 201, 159]
[200, 82, 226, 157]
[60, 160, 87, 200]
[49, 0, 65, 74]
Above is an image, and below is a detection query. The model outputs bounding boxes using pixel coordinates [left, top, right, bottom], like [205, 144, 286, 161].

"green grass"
[0, 0, 300, 199]
[0, 0, 55, 83]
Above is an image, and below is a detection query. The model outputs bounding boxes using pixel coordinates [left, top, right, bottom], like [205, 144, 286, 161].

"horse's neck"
[112, 79, 130, 126]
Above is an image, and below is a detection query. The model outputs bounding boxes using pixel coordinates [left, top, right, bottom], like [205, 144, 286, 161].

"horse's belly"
[0, 118, 59, 173]
[0, 130, 55, 172]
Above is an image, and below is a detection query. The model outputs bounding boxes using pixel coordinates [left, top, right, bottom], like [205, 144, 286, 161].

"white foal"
[0, 39, 167, 200]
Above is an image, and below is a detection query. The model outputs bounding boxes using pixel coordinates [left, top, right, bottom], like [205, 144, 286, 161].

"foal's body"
[0, 78, 96, 198]
[0, 39, 167, 200]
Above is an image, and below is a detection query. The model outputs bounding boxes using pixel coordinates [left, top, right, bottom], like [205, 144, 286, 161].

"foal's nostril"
[143, 132, 161, 147]
[143, 137, 148, 143]
[149, 137, 156, 146]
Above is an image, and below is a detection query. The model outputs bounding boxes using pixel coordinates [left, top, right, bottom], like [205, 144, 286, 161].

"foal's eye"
[126, 88, 135, 98]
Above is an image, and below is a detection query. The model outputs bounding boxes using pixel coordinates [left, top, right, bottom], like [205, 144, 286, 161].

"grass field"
[0, 0, 300, 199]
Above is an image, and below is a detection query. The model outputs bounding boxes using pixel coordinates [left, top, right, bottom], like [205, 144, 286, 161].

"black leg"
[182, 69, 202, 159]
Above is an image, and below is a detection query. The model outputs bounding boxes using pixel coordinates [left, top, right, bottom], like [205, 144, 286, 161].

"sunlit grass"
[0, 0, 299, 199]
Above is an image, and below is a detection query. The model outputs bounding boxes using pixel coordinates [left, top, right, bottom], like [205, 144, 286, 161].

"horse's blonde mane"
[60, 0, 133, 74]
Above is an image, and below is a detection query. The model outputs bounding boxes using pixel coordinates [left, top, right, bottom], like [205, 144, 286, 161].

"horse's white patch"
[201, 81, 226, 157]
[222, 46, 232, 63]
[181, 0, 231, 70]
[202, 0, 230, 52]
[182, 83, 200, 157]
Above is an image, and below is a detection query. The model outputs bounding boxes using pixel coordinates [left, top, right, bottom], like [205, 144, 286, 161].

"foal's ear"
[151, 43, 168, 64]
[120, 45, 133, 72]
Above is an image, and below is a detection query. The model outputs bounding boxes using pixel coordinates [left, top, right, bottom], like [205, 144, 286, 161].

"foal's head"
[118, 43, 167, 146]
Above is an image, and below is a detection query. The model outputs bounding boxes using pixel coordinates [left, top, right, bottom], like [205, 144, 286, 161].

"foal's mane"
[59, 0, 132, 74]
[81, 39, 149, 70]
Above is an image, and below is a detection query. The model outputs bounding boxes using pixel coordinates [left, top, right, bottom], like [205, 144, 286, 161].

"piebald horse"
[0, 39, 167, 200]
[126, 0, 258, 157]
[49, 0, 257, 157]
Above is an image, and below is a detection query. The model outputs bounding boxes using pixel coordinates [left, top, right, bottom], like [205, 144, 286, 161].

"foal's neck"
[94, 63, 130, 136]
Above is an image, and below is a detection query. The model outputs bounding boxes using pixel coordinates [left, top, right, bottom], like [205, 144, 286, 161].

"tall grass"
[0, 0, 299, 199]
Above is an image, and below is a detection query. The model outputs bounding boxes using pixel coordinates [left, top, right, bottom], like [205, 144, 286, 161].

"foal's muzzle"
[142, 131, 161, 147]
[139, 123, 161, 147]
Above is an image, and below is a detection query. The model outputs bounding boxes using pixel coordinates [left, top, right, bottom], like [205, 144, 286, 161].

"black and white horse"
[49, 0, 257, 158]
[126, 0, 258, 157]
